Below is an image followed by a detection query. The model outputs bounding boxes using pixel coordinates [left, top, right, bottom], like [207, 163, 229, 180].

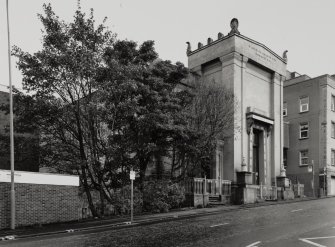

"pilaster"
[271, 72, 283, 182]
[219, 53, 249, 179]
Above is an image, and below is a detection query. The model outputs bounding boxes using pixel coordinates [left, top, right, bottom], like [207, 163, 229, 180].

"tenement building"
[284, 73, 335, 196]
[187, 18, 287, 189]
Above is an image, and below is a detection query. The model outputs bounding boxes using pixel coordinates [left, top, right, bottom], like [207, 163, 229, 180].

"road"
[2, 198, 335, 247]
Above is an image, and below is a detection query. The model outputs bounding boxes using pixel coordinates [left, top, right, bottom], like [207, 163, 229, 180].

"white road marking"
[291, 209, 303, 212]
[209, 223, 229, 228]
[300, 236, 335, 246]
[306, 236, 335, 240]
[246, 241, 261, 247]
[299, 238, 326, 247]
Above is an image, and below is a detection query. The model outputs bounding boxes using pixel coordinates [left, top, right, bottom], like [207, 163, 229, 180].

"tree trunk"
[138, 154, 150, 190]
[80, 166, 98, 217]
[75, 109, 99, 217]
[99, 177, 105, 217]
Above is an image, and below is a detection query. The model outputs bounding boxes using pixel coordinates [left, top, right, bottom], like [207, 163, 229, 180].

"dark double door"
[253, 129, 260, 185]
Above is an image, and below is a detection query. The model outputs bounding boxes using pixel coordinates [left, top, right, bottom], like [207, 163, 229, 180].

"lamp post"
[6, 0, 15, 230]
[308, 160, 315, 198]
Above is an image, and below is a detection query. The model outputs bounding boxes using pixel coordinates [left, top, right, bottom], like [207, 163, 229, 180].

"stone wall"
[0, 182, 81, 229]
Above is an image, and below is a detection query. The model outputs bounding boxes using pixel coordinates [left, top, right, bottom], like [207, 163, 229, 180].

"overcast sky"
[1, 0, 335, 92]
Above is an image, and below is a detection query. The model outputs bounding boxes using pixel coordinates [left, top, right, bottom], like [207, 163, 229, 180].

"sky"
[1, 0, 335, 92]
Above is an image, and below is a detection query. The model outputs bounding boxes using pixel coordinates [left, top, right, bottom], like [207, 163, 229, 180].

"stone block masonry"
[0, 170, 80, 229]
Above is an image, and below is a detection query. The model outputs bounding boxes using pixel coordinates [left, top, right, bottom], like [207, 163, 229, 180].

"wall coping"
[0, 169, 79, 186]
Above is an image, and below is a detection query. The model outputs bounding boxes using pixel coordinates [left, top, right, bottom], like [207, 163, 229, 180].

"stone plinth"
[184, 194, 209, 208]
[231, 184, 259, 204]
[277, 187, 295, 200]
[277, 176, 290, 188]
[237, 171, 253, 185]
[219, 195, 231, 204]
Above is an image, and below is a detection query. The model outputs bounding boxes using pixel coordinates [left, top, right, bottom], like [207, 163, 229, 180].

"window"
[332, 150, 335, 166]
[300, 96, 309, 113]
[300, 123, 309, 139]
[332, 122, 335, 138]
[332, 95, 335, 111]
[300, 150, 309, 166]
[283, 102, 287, 116]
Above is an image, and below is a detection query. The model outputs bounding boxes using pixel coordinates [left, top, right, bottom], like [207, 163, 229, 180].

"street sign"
[130, 170, 135, 180]
[308, 165, 313, 173]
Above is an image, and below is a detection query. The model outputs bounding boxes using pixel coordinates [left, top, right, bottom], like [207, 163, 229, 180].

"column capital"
[246, 118, 254, 135]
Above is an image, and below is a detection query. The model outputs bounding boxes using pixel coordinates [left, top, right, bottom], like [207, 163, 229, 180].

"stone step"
[208, 201, 226, 206]
[209, 195, 220, 202]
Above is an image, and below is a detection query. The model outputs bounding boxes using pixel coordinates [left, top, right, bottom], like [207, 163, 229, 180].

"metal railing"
[183, 178, 231, 196]
[292, 183, 304, 197]
[257, 185, 277, 200]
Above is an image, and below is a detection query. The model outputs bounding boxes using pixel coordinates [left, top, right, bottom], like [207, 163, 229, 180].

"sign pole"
[129, 169, 135, 224]
[6, 0, 15, 230]
[131, 178, 133, 224]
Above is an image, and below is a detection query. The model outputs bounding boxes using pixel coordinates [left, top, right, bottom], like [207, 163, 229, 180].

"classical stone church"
[186, 18, 287, 188]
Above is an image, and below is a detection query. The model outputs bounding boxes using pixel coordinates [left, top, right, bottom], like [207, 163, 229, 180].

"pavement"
[0, 196, 327, 241]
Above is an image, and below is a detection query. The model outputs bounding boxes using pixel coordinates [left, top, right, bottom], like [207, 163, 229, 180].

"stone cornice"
[188, 33, 286, 64]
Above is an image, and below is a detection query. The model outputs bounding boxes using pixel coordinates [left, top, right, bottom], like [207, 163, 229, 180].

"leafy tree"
[11, 2, 192, 216]
[170, 78, 236, 179]
[12, 3, 115, 216]
[97, 41, 191, 185]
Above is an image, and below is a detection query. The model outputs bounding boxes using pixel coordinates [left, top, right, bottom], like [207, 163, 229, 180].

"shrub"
[142, 180, 185, 213]
[111, 185, 143, 215]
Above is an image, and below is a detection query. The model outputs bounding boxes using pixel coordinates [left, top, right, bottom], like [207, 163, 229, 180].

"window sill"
[299, 137, 309, 140]
[299, 164, 309, 167]
[299, 111, 309, 114]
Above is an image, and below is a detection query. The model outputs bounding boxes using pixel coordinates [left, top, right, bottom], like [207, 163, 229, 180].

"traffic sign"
[130, 170, 135, 180]
[308, 165, 313, 173]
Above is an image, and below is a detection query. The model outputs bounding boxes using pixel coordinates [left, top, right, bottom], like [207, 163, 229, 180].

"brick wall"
[287, 173, 318, 197]
[0, 182, 81, 229]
